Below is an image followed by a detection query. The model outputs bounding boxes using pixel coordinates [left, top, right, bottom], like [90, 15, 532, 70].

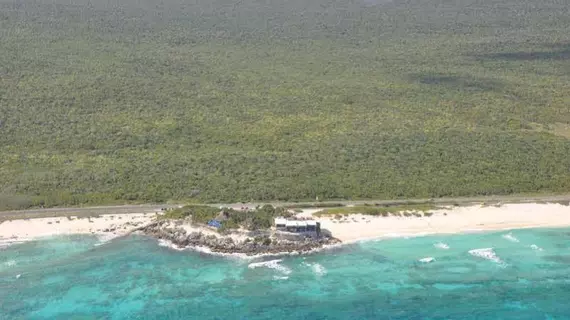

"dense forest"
[1, 0, 570, 209]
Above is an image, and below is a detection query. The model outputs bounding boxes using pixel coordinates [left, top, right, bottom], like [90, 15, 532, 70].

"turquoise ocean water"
[2, 228, 570, 319]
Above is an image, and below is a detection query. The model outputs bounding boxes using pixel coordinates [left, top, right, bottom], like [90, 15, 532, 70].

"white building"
[306, 220, 317, 232]
[276, 218, 320, 234]
[295, 221, 307, 232]
[275, 218, 287, 230]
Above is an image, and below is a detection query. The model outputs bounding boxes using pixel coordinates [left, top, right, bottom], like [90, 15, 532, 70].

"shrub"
[161, 205, 219, 222]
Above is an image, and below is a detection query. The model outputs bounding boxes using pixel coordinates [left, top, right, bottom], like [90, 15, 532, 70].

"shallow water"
[2, 228, 570, 319]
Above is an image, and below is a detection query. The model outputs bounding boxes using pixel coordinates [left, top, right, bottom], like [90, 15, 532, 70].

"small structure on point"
[207, 220, 222, 229]
[275, 218, 287, 230]
[306, 220, 317, 232]
[285, 220, 297, 232]
[276, 217, 320, 236]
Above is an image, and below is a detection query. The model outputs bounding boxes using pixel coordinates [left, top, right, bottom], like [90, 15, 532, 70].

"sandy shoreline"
[315, 203, 570, 243]
[0, 213, 155, 246]
[1, 203, 570, 248]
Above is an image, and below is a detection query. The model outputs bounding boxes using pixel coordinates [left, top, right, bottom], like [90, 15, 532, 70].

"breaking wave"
[302, 261, 328, 276]
[419, 257, 435, 263]
[95, 234, 120, 246]
[154, 237, 340, 260]
[248, 259, 292, 275]
[312, 263, 327, 276]
[502, 233, 519, 243]
[530, 244, 544, 251]
[4, 259, 16, 267]
[434, 242, 450, 250]
[0, 238, 32, 248]
[157, 239, 185, 251]
[468, 248, 506, 266]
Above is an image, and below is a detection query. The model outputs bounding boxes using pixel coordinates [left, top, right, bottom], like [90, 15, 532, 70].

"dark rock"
[134, 219, 340, 256]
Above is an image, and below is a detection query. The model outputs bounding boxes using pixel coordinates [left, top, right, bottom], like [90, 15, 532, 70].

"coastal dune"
[315, 203, 570, 242]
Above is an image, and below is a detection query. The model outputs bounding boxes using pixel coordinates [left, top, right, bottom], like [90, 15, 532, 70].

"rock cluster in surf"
[136, 220, 340, 255]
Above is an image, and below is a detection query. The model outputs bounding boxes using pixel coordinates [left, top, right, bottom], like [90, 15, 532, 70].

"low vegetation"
[282, 203, 345, 209]
[314, 204, 439, 217]
[160, 205, 220, 221]
[161, 205, 293, 231]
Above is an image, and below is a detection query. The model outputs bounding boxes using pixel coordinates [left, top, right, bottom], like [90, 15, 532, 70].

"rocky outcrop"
[135, 220, 340, 255]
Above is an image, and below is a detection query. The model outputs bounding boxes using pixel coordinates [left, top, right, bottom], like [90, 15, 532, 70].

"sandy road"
[1, 194, 570, 221]
[0, 204, 180, 220]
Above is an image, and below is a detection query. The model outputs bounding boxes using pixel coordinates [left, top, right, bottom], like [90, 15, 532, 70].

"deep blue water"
[2, 228, 570, 319]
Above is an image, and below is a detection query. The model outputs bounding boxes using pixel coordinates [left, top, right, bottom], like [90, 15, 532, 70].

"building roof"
[207, 220, 222, 228]
[306, 221, 317, 226]
[275, 218, 287, 225]
[295, 221, 307, 227]
[286, 221, 297, 227]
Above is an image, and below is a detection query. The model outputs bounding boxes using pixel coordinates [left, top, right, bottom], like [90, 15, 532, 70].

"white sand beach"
[314, 203, 570, 243]
[0, 213, 155, 245]
[2, 203, 570, 246]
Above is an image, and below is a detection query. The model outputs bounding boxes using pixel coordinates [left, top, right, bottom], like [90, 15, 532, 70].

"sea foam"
[434, 242, 450, 250]
[419, 257, 435, 263]
[95, 234, 120, 246]
[312, 263, 327, 276]
[468, 248, 505, 266]
[157, 239, 186, 251]
[4, 259, 16, 267]
[303, 262, 327, 276]
[502, 233, 520, 243]
[530, 244, 544, 251]
[154, 237, 341, 260]
[0, 238, 32, 248]
[248, 259, 292, 275]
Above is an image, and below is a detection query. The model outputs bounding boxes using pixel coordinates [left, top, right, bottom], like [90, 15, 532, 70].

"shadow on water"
[360, 0, 394, 6]
[470, 43, 570, 61]
[543, 255, 570, 264]
[408, 73, 504, 92]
